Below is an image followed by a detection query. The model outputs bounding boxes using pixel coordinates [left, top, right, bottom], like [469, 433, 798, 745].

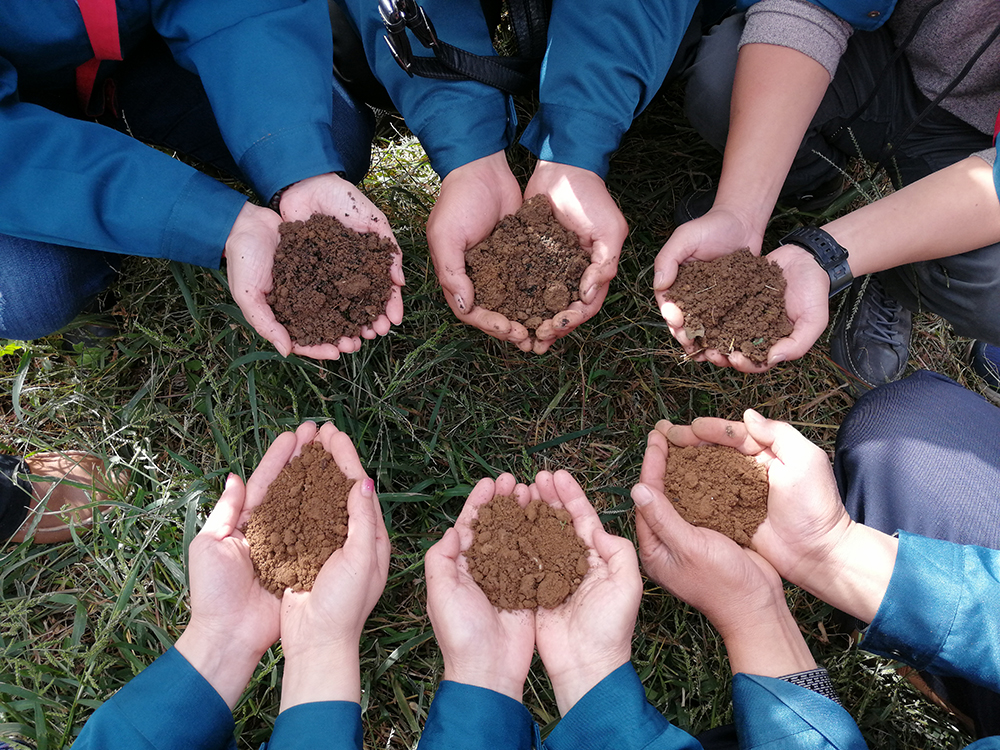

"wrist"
[443, 658, 528, 703]
[175, 621, 267, 710]
[779, 226, 853, 297]
[719, 593, 816, 678]
[547, 652, 630, 715]
[280, 644, 362, 711]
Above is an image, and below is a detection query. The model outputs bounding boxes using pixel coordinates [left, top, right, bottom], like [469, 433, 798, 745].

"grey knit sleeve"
[739, 0, 853, 79]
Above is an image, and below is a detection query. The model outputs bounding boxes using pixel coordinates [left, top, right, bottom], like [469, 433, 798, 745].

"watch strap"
[780, 226, 853, 297]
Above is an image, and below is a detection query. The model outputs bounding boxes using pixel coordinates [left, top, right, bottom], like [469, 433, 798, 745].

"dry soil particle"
[243, 442, 353, 596]
[267, 213, 395, 346]
[666, 249, 793, 364]
[665, 444, 768, 547]
[466, 195, 590, 332]
[466, 494, 590, 610]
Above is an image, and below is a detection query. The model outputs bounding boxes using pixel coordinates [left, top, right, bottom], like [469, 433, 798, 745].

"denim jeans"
[682, 14, 1000, 345]
[1, 35, 375, 341]
[834, 370, 1000, 737]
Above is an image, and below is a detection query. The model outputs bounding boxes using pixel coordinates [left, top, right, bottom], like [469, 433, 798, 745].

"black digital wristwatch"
[779, 226, 853, 297]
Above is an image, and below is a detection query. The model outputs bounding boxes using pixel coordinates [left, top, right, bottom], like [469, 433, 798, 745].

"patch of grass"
[0, 83, 978, 749]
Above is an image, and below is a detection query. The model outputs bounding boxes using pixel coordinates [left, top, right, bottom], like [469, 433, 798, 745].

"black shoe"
[969, 340, 1000, 404]
[673, 175, 845, 226]
[829, 275, 912, 392]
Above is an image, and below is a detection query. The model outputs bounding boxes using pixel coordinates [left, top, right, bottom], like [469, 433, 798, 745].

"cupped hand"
[426, 152, 532, 350]
[176, 421, 318, 707]
[425, 473, 536, 701]
[659, 412, 850, 587]
[631, 425, 785, 637]
[278, 173, 405, 353]
[277, 423, 389, 709]
[523, 162, 628, 354]
[654, 207, 762, 365]
[531, 470, 641, 715]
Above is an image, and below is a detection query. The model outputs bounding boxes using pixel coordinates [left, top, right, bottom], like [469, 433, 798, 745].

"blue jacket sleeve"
[862, 531, 1000, 693]
[417, 681, 536, 750]
[518, 0, 701, 179]
[0, 54, 246, 269]
[72, 647, 236, 750]
[261, 702, 362, 750]
[732, 674, 867, 749]
[336, 0, 514, 179]
[151, 0, 348, 202]
[543, 663, 701, 750]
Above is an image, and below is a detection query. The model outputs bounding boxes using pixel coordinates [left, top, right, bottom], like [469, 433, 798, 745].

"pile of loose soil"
[267, 213, 395, 346]
[466, 195, 590, 331]
[466, 494, 589, 610]
[665, 444, 768, 546]
[243, 442, 353, 596]
[666, 249, 793, 364]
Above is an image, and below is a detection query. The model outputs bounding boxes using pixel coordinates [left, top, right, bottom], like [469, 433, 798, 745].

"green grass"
[0, 86, 984, 749]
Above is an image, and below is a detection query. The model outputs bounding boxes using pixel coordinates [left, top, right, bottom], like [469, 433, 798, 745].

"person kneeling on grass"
[636, 381, 1000, 746]
[0, 0, 403, 360]
[417, 468, 852, 750]
[72, 421, 390, 749]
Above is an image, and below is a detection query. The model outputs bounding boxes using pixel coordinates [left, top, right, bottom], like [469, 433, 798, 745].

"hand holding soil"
[664, 249, 793, 369]
[631, 422, 786, 638]
[530, 470, 643, 715]
[425, 473, 537, 700]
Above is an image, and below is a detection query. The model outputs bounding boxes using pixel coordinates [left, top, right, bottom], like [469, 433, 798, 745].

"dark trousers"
[0, 36, 375, 341]
[682, 14, 1000, 346]
[834, 370, 1000, 737]
[0, 455, 31, 540]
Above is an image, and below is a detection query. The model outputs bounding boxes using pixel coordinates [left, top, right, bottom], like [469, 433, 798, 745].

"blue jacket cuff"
[263, 701, 362, 750]
[519, 103, 624, 180]
[418, 681, 534, 750]
[545, 663, 699, 750]
[237, 122, 346, 205]
[73, 647, 234, 749]
[733, 674, 867, 749]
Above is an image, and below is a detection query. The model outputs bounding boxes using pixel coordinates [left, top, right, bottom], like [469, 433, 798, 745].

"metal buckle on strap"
[380, 0, 439, 75]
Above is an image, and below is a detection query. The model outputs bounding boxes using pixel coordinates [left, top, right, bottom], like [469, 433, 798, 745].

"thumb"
[592, 528, 639, 580]
[743, 409, 813, 461]
[202, 473, 246, 539]
[343, 477, 377, 555]
[425, 527, 463, 596]
[631, 482, 690, 550]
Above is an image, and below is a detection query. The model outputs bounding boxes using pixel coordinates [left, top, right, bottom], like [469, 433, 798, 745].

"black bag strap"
[379, 0, 550, 95]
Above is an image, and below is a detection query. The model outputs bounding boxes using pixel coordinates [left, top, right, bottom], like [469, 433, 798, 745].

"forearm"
[175, 624, 265, 710]
[822, 155, 1000, 275]
[714, 43, 830, 236]
[721, 599, 817, 678]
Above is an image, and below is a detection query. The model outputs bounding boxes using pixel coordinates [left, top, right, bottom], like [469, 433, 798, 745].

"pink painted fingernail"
[362, 478, 375, 496]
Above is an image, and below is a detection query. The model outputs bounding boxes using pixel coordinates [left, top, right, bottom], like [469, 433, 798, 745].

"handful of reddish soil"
[665, 444, 768, 547]
[243, 442, 353, 596]
[666, 249, 793, 364]
[267, 213, 395, 346]
[466, 494, 590, 610]
[466, 195, 590, 332]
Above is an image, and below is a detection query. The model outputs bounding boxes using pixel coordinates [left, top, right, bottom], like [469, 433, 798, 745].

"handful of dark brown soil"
[267, 213, 395, 346]
[466, 195, 590, 332]
[243, 442, 352, 596]
[666, 249, 793, 364]
[665, 444, 768, 547]
[466, 494, 590, 610]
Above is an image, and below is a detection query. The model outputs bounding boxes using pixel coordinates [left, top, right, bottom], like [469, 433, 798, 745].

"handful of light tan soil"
[243, 442, 353, 596]
[465, 494, 590, 610]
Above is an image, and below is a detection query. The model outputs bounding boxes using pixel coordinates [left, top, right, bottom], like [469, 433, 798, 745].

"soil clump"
[466, 494, 589, 610]
[243, 442, 353, 596]
[666, 249, 793, 364]
[267, 213, 395, 346]
[665, 444, 768, 546]
[466, 195, 590, 332]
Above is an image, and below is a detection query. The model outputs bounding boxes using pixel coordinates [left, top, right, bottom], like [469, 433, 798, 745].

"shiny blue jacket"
[0, 0, 346, 269]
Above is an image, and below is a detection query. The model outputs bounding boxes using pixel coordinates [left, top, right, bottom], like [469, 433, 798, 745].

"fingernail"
[653, 271, 665, 288]
[583, 284, 596, 300]
[768, 354, 785, 366]
[362, 478, 375, 496]
[455, 294, 466, 312]
[744, 409, 763, 424]
[631, 484, 654, 506]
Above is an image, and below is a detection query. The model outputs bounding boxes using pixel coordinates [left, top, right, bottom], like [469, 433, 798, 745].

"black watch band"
[780, 226, 853, 297]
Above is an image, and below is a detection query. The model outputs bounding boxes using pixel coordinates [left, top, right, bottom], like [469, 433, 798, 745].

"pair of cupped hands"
[178, 408, 853, 716]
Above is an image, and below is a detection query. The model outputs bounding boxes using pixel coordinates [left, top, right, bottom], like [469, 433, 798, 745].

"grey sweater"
[741, 0, 1000, 163]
